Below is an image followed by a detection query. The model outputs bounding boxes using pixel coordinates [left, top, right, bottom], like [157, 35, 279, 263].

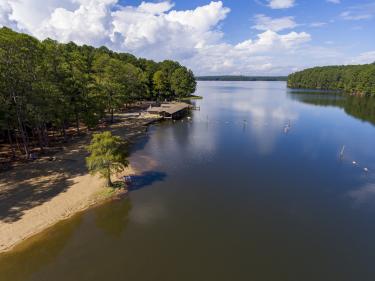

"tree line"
[287, 63, 375, 96]
[197, 76, 287, 81]
[0, 27, 196, 159]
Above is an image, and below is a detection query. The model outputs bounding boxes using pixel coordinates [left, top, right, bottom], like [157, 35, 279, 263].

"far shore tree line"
[287, 63, 375, 96]
[0, 27, 196, 160]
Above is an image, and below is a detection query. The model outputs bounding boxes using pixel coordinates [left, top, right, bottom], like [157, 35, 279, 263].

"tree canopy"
[287, 64, 375, 97]
[86, 131, 129, 187]
[0, 27, 196, 159]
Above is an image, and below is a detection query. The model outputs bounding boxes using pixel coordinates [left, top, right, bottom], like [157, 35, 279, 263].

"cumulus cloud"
[37, 0, 116, 46]
[185, 30, 312, 75]
[235, 30, 310, 51]
[327, 0, 340, 4]
[0, 0, 364, 75]
[111, 1, 230, 59]
[253, 14, 297, 32]
[267, 0, 295, 9]
[138, 1, 175, 15]
[5, 0, 76, 31]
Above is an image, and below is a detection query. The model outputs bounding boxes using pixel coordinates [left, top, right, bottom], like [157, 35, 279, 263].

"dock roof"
[147, 102, 190, 115]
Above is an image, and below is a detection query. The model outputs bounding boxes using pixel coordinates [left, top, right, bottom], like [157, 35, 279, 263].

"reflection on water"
[289, 91, 375, 125]
[1, 81, 375, 281]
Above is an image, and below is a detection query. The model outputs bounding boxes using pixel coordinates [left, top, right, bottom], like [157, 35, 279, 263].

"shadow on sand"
[0, 139, 89, 223]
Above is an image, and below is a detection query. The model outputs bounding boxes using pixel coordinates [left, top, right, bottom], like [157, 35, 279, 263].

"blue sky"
[1, 0, 375, 75]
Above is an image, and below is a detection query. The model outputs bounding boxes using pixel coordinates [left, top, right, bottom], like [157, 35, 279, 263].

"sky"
[0, 0, 374, 75]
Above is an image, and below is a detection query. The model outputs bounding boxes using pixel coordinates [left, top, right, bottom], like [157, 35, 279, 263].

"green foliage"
[0, 27, 196, 158]
[171, 67, 197, 98]
[153, 70, 170, 100]
[86, 131, 129, 187]
[287, 64, 375, 96]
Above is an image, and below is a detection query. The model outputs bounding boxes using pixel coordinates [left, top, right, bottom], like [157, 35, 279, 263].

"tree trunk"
[15, 132, 22, 154]
[111, 108, 114, 124]
[12, 90, 29, 158]
[19, 120, 29, 158]
[76, 114, 80, 134]
[7, 128, 16, 159]
[106, 175, 113, 187]
[37, 126, 45, 153]
[62, 122, 67, 142]
[42, 122, 49, 147]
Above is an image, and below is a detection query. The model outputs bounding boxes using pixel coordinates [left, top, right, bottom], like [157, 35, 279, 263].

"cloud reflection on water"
[230, 90, 299, 155]
[348, 182, 375, 207]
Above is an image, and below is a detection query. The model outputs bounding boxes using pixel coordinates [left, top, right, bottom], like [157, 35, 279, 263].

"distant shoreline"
[196, 75, 287, 81]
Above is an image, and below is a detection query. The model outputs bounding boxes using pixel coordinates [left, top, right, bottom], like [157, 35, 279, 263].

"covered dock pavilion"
[147, 102, 191, 119]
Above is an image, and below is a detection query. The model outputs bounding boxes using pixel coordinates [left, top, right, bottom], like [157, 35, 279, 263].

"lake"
[1, 81, 375, 281]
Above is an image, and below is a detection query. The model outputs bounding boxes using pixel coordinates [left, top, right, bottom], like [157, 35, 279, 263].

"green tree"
[171, 67, 197, 98]
[153, 70, 169, 100]
[86, 131, 129, 187]
[0, 27, 196, 161]
[288, 64, 375, 96]
[0, 27, 42, 157]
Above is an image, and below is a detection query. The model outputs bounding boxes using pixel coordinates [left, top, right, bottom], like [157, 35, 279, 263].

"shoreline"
[0, 115, 161, 254]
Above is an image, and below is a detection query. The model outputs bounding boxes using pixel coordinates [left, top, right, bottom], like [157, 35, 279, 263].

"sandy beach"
[0, 114, 160, 253]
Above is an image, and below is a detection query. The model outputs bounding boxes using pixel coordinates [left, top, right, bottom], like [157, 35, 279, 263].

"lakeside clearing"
[0, 113, 161, 253]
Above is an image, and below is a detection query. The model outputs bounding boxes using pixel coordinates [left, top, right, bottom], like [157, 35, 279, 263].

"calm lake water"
[1, 81, 375, 281]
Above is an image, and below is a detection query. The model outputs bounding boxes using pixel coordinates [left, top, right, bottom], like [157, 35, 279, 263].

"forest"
[0, 27, 196, 160]
[287, 63, 375, 96]
[197, 76, 287, 81]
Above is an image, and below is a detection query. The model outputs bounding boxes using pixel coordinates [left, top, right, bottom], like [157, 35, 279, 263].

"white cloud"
[349, 51, 375, 64]
[267, 0, 295, 9]
[185, 30, 311, 75]
[235, 30, 310, 51]
[110, 1, 230, 59]
[253, 14, 297, 32]
[340, 11, 372, 20]
[0, 0, 369, 75]
[6, 0, 76, 31]
[0, 1, 12, 27]
[327, 0, 340, 4]
[138, 1, 175, 15]
[37, 0, 116, 46]
[0, 0, 322, 75]
[340, 2, 375, 20]
[310, 22, 327, 27]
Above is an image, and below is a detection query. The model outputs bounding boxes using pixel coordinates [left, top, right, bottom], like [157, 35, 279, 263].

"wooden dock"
[146, 102, 191, 119]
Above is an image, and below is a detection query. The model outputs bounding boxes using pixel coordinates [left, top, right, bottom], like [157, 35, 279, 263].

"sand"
[0, 116, 158, 253]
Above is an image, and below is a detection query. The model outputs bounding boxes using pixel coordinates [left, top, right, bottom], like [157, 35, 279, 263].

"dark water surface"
[1, 81, 375, 281]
